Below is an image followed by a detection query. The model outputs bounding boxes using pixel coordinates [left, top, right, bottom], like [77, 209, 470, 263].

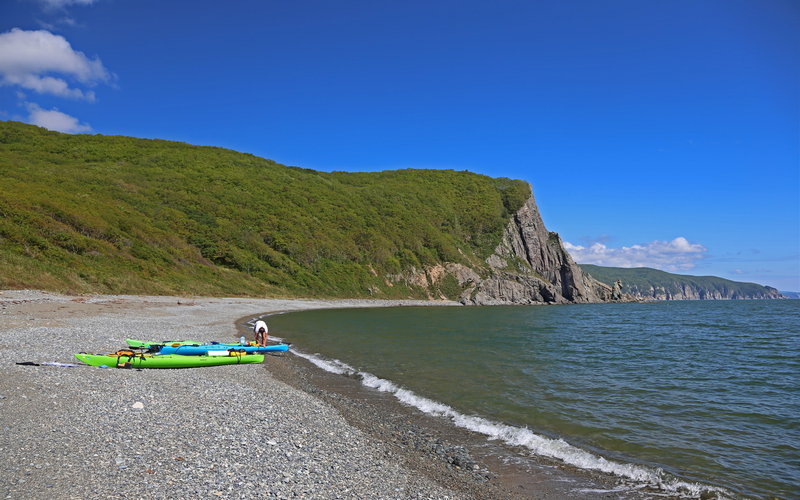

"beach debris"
[16, 361, 79, 367]
[131, 401, 144, 409]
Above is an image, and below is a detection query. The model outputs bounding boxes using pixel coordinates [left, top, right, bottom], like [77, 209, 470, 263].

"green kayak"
[74, 351, 264, 368]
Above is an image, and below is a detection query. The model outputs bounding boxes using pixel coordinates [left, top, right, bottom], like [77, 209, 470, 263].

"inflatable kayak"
[126, 339, 201, 348]
[157, 343, 289, 355]
[74, 351, 265, 369]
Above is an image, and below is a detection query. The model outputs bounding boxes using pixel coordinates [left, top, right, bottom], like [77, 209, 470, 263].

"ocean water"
[267, 300, 800, 498]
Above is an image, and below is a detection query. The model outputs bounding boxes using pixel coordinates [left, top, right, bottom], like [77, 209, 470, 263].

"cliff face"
[450, 194, 626, 305]
[384, 193, 627, 305]
[578, 264, 784, 301]
[621, 283, 782, 300]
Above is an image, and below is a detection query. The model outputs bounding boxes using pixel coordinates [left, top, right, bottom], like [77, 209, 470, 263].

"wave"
[289, 347, 729, 499]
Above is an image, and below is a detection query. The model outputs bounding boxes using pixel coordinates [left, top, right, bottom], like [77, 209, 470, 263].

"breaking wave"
[289, 347, 729, 499]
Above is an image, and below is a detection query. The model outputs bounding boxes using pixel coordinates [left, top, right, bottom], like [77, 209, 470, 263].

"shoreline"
[1, 290, 667, 499]
[1, 290, 464, 499]
[254, 328, 651, 500]
[244, 312, 684, 500]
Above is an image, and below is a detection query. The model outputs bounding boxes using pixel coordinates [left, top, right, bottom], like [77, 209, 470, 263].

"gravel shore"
[0, 290, 466, 499]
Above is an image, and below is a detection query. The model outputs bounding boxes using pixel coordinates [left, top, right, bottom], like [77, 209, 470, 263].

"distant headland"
[579, 265, 783, 300]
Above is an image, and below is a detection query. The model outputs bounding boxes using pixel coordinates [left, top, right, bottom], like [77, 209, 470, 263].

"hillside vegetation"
[0, 122, 530, 298]
[579, 265, 782, 300]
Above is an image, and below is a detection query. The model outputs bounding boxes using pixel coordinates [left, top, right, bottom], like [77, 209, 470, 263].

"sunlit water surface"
[268, 300, 799, 498]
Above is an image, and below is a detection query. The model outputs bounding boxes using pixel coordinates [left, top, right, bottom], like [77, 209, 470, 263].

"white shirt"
[253, 320, 268, 334]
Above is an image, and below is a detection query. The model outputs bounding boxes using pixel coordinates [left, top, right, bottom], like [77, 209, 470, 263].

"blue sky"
[1, 0, 798, 291]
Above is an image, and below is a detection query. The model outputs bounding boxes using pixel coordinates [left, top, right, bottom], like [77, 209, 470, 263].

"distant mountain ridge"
[579, 265, 783, 300]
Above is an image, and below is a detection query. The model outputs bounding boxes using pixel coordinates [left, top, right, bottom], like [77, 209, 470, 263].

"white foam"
[290, 349, 356, 375]
[289, 348, 728, 498]
[575, 487, 630, 494]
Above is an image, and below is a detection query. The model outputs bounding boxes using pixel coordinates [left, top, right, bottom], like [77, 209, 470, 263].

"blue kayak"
[157, 344, 289, 355]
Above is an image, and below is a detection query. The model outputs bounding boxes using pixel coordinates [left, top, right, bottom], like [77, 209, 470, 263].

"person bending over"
[253, 319, 268, 346]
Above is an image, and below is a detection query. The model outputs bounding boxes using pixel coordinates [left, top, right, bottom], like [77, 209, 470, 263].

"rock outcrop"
[454, 193, 627, 305]
[622, 283, 782, 300]
[578, 264, 784, 301]
[386, 190, 635, 305]
[383, 190, 633, 305]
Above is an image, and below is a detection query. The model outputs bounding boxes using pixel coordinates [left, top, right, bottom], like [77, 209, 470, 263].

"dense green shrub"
[0, 121, 530, 297]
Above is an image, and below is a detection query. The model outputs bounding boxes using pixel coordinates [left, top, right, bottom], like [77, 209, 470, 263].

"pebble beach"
[0, 290, 505, 499]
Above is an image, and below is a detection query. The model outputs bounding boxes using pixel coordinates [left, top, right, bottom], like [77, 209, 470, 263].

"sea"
[267, 300, 799, 499]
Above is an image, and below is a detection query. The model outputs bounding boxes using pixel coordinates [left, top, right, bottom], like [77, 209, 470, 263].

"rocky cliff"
[616, 282, 782, 301]
[389, 192, 630, 305]
[579, 264, 783, 301]
[645, 285, 780, 300]
[458, 194, 628, 305]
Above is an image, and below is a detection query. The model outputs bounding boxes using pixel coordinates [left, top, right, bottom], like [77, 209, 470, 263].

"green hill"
[579, 264, 782, 300]
[0, 121, 531, 298]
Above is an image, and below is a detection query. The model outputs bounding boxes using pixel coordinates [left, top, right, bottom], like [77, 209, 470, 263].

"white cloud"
[36, 0, 97, 10]
[26, 102, 91, 133]
[5, 73, 96, 100]
[0, 28, 110, 100]
[564, 237, 707, 272]
[37, 17, 79, 31]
